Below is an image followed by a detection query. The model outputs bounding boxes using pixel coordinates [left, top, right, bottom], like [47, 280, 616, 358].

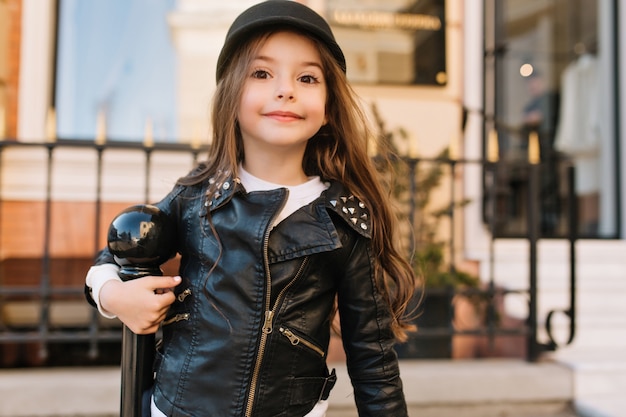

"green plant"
[370, 103, 479, 291]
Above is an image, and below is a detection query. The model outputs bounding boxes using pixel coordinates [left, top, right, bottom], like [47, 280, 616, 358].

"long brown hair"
[178, 29, 417, 342]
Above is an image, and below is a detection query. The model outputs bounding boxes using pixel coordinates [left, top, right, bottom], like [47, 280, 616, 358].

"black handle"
[107, 204, 176, 417]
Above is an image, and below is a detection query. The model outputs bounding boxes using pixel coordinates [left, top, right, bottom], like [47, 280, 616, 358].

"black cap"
[216, 0, 346, 81]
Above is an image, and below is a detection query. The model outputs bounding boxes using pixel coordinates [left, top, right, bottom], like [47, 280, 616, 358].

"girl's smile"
[263, 110, 304, 122]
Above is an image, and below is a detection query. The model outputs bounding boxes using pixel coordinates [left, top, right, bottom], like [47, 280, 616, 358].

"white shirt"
[237, 165, 329, 226]
[554, 54, 600, 194]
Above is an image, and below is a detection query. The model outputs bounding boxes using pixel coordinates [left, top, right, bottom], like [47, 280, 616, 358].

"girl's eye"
[251, 69, 270, 79]
[299, 74, 319, 84]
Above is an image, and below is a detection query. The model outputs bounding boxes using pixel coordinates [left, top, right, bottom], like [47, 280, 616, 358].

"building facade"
[1, 0, 626, 413]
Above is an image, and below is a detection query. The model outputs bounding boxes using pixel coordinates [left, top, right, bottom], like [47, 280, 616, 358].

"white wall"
[616, 0, 626, 238]
[17, 0, 56, 142]
[462, 0, 492, 263]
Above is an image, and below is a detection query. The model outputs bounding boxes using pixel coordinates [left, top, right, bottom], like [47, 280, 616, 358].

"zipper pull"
[162, 313, 190, 326]
[177, 288, 192, 302]
[262, 310, 274, 334]
[279, 327, 300, 345]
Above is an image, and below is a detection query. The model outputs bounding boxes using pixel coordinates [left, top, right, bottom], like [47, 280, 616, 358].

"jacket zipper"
[177, 288, 192, 302]
[245, 191, 312, 417]
[162, 313, 190, 326]
[245, 256, 309, 416]
[278, 326, 325, 358]
[244, 193, 286, 417]
[162, 288, 192, 326]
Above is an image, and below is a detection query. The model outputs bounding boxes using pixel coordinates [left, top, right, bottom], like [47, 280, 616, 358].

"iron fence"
[0, 139, 576, 365]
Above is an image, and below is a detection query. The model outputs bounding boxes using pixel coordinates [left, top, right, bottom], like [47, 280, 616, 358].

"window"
[55, 0, 177, 142]
[54, 0, 448, 143]
[485, 0, 618, 238]
[327, 0, 446, 85]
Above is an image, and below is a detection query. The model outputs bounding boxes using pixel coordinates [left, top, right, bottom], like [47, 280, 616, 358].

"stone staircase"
[488, 239, 626, 417]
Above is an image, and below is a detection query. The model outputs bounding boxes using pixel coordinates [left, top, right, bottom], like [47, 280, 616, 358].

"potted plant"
[370, 104, 480, 359]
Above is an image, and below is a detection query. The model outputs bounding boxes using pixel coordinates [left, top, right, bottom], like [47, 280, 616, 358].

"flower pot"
[395, 291, 453, 359]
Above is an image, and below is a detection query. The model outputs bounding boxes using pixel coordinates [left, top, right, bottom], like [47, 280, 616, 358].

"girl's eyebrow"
[253, 55, 323, 71]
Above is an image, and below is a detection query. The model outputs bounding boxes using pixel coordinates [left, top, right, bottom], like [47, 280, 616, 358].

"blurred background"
[1, 0, 625, 416]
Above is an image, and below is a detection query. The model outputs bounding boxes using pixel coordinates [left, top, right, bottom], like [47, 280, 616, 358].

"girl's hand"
[100, 275, 182, 334]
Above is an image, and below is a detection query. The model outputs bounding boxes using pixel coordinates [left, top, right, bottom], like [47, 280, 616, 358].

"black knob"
[107, 204, 176, 280]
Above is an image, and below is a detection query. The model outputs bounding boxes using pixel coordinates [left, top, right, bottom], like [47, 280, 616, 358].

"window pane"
[489, 0, 617, 238]
[327, 0, 446, 85]
[55, 0, 177, 142]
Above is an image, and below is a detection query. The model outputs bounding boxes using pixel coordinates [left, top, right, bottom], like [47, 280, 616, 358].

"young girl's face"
[237, 30, 327, 158]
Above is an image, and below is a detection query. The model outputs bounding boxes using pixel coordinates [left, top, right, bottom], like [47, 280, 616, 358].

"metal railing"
[0, 139, 577, 365]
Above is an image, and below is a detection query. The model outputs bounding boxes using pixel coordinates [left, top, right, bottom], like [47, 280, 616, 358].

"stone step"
[329, 359, 577, 417]
[556, 349, 626, 417]
[0, 360, 578, 417]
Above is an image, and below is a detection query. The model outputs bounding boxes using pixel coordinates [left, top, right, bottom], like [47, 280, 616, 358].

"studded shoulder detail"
[203, 175, 240, 211]
[327, 194, 371, 238]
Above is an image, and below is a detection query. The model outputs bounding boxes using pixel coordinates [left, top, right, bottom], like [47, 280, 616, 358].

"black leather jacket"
[90, 174, 407, 417]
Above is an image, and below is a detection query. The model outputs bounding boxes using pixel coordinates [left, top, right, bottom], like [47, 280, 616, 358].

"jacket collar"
[202, 174, 371, 239]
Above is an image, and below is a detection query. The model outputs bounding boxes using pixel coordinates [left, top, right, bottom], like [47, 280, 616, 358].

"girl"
[86, 1, 417, 416]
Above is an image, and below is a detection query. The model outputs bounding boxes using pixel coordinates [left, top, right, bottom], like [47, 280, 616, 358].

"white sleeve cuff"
[86, 264, 122, 319]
